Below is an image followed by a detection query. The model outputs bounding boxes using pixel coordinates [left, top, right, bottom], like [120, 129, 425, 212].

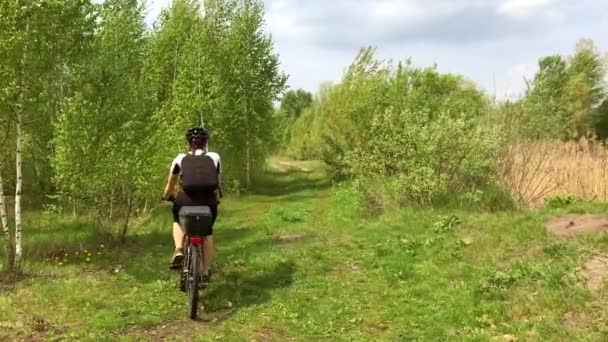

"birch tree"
[155, 0, 286, 188]
[0, 0, 32, 268]
[0, 0, 96, 269]
[53, 0, 153, 232]
[221, 0, 286, 187]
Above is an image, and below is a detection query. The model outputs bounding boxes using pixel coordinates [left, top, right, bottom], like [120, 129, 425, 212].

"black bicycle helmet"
[185, 127, 209, 141]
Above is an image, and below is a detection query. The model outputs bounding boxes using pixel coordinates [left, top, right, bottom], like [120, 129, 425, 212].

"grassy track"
[2, 159, 608, 341]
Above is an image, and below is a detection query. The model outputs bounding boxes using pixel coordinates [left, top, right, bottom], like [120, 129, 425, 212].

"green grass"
[2, 159, 608, 341]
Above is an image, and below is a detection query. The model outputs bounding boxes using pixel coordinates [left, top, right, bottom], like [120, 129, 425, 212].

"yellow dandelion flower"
[86, 257, 91, 262]
[59, 262, 64, 266]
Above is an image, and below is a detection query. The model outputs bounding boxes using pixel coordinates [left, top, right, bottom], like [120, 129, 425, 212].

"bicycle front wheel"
[187, 244, 201, 319]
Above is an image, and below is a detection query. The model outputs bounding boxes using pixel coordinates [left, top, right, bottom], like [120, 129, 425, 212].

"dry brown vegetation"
[499, 139, 608, 207]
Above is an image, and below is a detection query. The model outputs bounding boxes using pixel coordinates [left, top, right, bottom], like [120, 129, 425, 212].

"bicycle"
[166, 197, 213, 319]
[180, 205, 214, 319]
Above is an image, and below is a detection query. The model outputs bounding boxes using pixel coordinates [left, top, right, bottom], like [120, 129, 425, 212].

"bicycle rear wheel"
[187, 244, 201, 319]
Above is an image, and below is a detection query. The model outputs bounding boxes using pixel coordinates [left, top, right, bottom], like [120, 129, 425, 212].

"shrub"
[346, 108, 501, 208]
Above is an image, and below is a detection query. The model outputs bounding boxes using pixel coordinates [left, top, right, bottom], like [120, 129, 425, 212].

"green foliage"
[432, 184, 516, 212]
[45, 0, 288, 243]
[284, 48, 393, 167]
[348, 108, 500, 207]
[0, 0, 99, 269]
[2, 0, 607, 280]
[285, 49, 497, 209]
[478, 261, 575, 294]
[217, 0, 287, 185]
[52, 0, 155, 226]
[0, 0, 98, 200]
[266, 206, 311, 224]
[3, 160, 608, 340]
[275, 89, 313, 150]
[479, 269, 519, 292]
[332, 182, 362, 219]
[285, 82, 335, 160]
[521, 55, 570, 139]
[155, 0, 286, 186]
[280, 89, 313, 120]
[519, 39, 607, 140]
[544, 193, 579, 208]
[593, 98, 608, 140]
[151, 0, 228, 170]
[147, 0, 201, 105]
[543, 241, 570, 258]
[432, 215, 462, 234]
[318, 48, 391, 173]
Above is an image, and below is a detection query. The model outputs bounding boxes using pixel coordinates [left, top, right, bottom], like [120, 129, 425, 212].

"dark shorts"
[172, 192, 218, 235]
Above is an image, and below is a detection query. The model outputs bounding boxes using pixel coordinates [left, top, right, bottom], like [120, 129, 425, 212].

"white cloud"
[497, 0, 565, 25]
[498, 0, 554, 18]
[139, 0, 607, 96]
[496, 63, 538, 100]
[371, 1, 430, 22]
[265, 12, 309, 40]
[261, 0, 573, 49]
[508, 63, 537, 80]
[601, 16, 608, 33]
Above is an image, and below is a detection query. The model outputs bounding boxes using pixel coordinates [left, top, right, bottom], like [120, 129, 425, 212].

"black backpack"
[181, 153, 219, 194]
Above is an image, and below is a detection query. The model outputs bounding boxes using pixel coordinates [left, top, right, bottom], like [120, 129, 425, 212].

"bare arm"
[163, 171, 178, 200]
[218, 172, 223, 198]
[218, 160, 224, 198]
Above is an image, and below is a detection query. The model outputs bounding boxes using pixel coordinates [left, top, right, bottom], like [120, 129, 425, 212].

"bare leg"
[173, 222, 184, 250]
[202, 235, 213, 275]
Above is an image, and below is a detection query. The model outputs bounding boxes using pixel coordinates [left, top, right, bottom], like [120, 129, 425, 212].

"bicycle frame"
[182, 235, 205, 274]
[182, 235, 205, 319]
[164, 199, 213, 319]
[182, 235, 205, 263]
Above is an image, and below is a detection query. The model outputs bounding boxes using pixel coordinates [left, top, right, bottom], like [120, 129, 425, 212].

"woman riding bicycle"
[162, 127, 221, 286]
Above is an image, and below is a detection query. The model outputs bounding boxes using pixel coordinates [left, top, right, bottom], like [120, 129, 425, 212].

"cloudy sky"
[145, 0, 608, 99]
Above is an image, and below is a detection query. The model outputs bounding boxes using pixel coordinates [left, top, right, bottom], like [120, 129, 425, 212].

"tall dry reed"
[499, 139, 608, 207]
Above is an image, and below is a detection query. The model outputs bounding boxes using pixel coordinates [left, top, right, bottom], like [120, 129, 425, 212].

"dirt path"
[583, 254, 608, 293]
[545, 214, 608, 238]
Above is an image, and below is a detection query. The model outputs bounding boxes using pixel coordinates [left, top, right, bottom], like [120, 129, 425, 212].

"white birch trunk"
[14, 19, 29, 269]
[14, 108, 23, 267]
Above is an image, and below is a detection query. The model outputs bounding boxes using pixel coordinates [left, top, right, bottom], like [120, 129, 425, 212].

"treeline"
[283, 41, 608, 211]
[0, 0, 285, 270]
[497, 39, 608, 140]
